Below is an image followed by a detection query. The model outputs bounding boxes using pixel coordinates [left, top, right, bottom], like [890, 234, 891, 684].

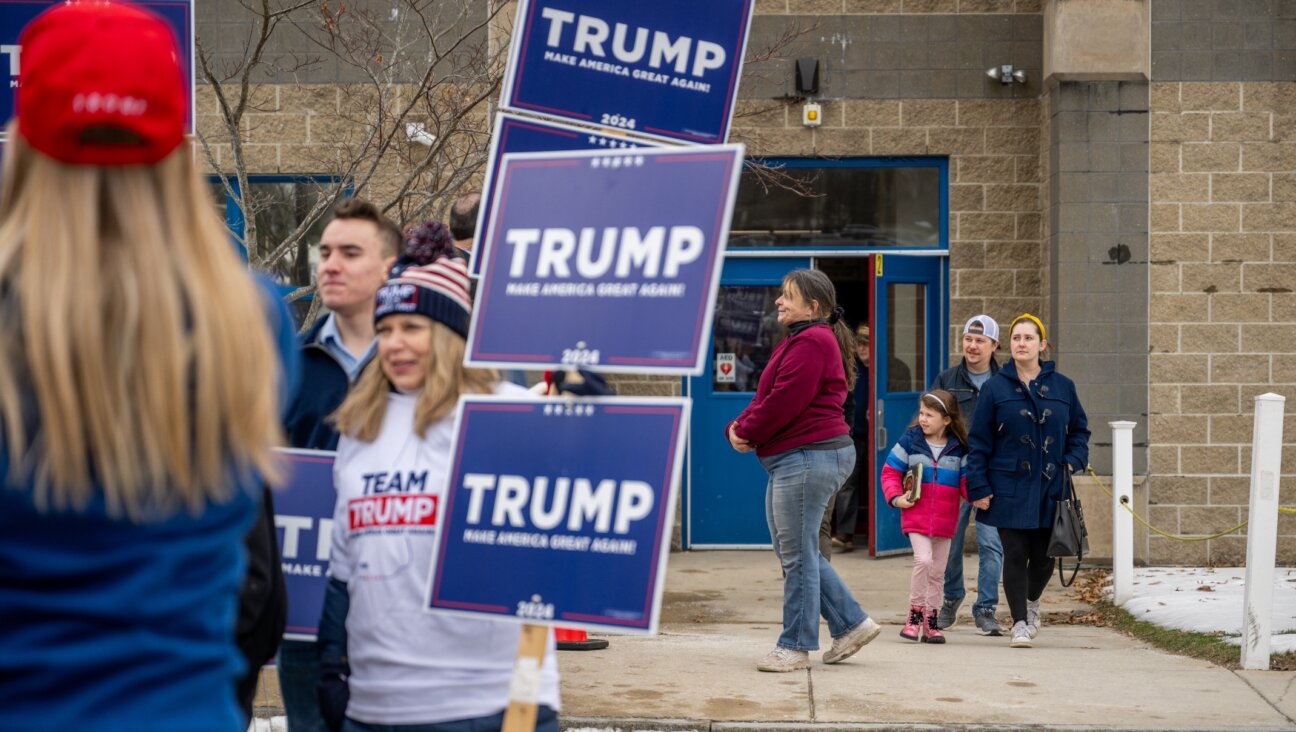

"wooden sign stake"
[502, 623, 549, 732]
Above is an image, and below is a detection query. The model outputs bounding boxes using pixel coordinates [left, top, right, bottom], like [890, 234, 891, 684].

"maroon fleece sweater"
[728, 323, 849, 457]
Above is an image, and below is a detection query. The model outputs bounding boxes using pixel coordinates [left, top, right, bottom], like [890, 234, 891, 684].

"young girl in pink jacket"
[882, 390, 989, 643]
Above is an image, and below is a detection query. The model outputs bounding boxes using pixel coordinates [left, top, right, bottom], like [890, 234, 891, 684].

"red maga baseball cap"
[17, 1, 186, 166]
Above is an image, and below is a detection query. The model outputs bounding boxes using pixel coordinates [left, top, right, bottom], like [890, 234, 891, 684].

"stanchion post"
[1109, 420, 1136, 606]
[1241, 393, 1286, 671]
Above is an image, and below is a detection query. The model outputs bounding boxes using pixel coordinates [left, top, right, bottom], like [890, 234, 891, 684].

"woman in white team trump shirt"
[319, 223, 560, 732]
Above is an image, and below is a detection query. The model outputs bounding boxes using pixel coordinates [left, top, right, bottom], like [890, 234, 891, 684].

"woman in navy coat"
[965, 314, 1089, 648]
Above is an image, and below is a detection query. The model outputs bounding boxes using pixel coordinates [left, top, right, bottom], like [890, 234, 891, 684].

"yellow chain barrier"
[1083, 465, 1296, 543]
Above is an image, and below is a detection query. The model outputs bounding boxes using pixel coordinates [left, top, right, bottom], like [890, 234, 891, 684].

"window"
[711, 285, 784, 393]
[886, 282, 926, 393]
[729, 159, 946, 249]
[210, 176, 346, 325]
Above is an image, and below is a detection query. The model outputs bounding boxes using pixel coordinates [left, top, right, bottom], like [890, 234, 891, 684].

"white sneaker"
[757, 646, 810, 672]
[1009, 620, 1033, 648]
[1026, 598, 1041, 639]
[823, 617, 882, 664]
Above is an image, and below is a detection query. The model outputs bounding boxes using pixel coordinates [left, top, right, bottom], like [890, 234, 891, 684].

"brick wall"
[1147, 81, 1296, 564]
[745, 9, 1043, 100]
[730, 97, 1044, 362]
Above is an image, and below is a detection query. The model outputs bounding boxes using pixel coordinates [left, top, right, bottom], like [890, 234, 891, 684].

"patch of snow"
[1113, 567, 1296, 653]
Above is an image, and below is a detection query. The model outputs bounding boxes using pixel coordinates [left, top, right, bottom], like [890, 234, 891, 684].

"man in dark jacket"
[931, 315, 1004, 636]
[274, 198, 402, 732]
[448, 191, 480, 262]
[828, 325, 870, 553]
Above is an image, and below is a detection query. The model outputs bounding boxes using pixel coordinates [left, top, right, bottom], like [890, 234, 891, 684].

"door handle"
[876, 401, 885, 448]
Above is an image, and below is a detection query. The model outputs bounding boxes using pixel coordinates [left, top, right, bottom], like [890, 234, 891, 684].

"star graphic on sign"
[543, 404, 554, 415]
[634, 155, 645, 166]
[611, 156, 622, 168]
[587, 135, 597, 145]
[590, 157, 601, 168]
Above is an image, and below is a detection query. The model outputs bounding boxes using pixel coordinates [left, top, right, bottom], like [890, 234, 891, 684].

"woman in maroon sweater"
[727, 269, 882, 672]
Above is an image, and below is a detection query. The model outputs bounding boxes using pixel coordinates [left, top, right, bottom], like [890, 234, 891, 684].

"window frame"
[209, 174, 350, 260]
[731, 156, 949, 252]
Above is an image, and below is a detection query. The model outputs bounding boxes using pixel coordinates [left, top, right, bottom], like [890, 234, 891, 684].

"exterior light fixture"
[986, 64, 1027, 85]
[795, 57, 820, 96]
[405, 121, 437, 146]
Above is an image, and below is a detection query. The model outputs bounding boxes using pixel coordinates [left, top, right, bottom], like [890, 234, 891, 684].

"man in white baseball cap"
[930, 315, 1004, 635]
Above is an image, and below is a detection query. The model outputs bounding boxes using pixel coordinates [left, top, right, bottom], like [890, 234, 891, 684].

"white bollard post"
[1241, 393, 1286, 671]
[1109, 421, 1136, 606]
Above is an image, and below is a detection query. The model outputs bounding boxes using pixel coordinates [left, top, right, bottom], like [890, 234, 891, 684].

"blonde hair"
[0, 128, 286, 520]
[333, 319, 497, 442]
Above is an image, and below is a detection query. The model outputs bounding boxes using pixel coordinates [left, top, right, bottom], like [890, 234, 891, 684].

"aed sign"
[715, 353, 736, 383]
[467, 144, 743, 375]
[273, 448, 337, 641]
[500, 0, 754, 144]
[424, 396, 688, 634]
[467, 113, 660, 278]
[0, 1, 195, 135]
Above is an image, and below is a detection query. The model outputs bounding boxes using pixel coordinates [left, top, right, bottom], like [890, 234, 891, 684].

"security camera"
[405, 122, 436, 146]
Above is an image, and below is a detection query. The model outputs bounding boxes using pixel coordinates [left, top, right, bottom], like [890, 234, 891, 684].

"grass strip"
[1061, 569, 1296, 671]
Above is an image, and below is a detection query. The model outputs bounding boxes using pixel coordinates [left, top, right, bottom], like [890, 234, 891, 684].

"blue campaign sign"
[424, 396, 688, 634]
[500, 0, 754, 145]
[467, 144, 744, 375]
[467, 112, 660, 278]
[273, 448, 337, 641]
[0, 0, 194, 133]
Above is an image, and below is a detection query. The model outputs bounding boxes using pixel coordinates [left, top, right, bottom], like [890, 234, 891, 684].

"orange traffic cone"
[554, 626, 608, 651]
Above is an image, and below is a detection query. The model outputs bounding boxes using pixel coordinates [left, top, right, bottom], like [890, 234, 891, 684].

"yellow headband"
[1009, 313, 1046, 341]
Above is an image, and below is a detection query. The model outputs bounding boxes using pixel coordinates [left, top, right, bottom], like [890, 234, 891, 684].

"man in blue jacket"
[931, 315, 1004, 636]
[280, 197, 401, 732]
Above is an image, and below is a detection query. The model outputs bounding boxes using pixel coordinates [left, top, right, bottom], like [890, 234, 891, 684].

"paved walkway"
[253, 549, 1296, 730]
[557, 550, 1296, 731]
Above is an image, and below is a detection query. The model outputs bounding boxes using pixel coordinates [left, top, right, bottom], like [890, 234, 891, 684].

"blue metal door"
[868, 253, 947, 556]
[684, 256, 809, 547]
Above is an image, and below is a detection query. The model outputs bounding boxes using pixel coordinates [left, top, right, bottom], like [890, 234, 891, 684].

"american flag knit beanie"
[374, 220, 471, 338]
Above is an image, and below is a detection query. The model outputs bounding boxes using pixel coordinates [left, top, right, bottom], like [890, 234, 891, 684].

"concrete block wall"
[742, 3, 1047, 361]
[1044, 80, 1150, 475]
[1146, 81, 1296, 565]
[730, 96, 1045, 357]
[1150, 0, 1296, 82]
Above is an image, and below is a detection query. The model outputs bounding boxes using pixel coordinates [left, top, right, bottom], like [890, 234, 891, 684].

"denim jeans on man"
[341, 705, 558, 732]
[279, 640, 327, 732]
[942, 501, 1003, 615]
[760, 445, 870, 650]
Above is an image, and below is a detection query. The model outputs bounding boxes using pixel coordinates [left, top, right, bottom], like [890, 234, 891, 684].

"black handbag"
[1047, 469, 1089, 587]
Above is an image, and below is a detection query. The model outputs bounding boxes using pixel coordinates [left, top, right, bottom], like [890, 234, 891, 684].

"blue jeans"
[279, 639, 326, 732]
[342, 705, 558, 732]
[760, 445, 868, 651]
[941, 501, 1003, 615]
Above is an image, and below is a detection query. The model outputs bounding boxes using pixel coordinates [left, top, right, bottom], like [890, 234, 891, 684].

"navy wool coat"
[965, 360, 1090, 530]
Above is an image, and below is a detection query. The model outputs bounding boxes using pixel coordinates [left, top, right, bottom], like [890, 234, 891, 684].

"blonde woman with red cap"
[0, 3, 297, 731]
[964, 314, 1090, 649]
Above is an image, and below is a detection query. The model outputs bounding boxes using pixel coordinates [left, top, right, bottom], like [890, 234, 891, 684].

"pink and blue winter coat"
[881, 425, 968, 539]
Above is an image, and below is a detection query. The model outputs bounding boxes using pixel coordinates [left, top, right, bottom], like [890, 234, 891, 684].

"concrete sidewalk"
[558, 550, 1296, 731]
